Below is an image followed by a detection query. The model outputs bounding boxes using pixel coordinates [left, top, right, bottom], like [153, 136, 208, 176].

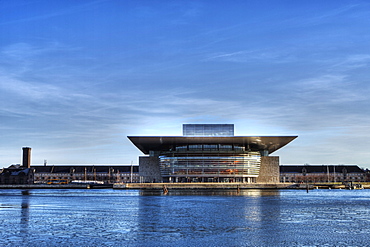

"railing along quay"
[113, 182, 293, 190]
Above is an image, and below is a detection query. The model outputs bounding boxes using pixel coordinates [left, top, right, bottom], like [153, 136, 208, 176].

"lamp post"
[342, 168, 347, 185]
[302, 167, 308, 193]
[130, 161, 133, 183]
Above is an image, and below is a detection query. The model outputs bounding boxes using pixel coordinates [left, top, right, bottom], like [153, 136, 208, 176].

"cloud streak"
[0, 0, 108, 26]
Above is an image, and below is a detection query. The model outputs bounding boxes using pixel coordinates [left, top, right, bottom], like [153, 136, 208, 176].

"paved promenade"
[113, 182, 294, 190]
[0, 184, 112, 189]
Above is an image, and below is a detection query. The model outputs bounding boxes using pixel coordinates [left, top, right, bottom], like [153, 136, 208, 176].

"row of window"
[34, 174, 139, 183]
[281, 176, 365, 182]
[283, 176, 364, 179]
[175, 144, 246, 152]
[35, 174, 139, 177]
[159, 152, 261, 177]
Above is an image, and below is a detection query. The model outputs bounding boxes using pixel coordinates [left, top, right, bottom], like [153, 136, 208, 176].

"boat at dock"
[346, 183, 364, 190]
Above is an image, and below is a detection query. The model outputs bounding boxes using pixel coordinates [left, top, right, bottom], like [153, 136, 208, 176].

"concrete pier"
[0, 184, 113, 189]
[113, 182, 295, 190]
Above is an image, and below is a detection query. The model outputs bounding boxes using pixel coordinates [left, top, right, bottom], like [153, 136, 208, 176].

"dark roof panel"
[128, 136, 297, 154]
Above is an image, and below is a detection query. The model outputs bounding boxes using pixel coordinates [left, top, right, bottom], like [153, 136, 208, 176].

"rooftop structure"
[183, 124, 234, 136]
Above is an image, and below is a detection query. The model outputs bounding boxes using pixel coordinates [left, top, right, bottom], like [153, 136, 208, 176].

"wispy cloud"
[330, 54, 370, 71]
[0, 0, 108, 26]
[0, 75, 67, 102]
[274, 3, 366, 29]
[205, 49, 296, 63]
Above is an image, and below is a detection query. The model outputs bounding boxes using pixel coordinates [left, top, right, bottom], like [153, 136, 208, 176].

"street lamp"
[302, 167, 308, 193]
[342, 168, 347, 186]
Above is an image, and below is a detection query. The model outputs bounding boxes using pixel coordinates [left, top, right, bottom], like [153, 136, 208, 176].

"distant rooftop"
[30, 165, 139, 173]
[183, 124, 234, 136]
[280, 165, 364, 173]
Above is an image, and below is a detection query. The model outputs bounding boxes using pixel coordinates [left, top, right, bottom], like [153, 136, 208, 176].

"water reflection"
[139, 189, 281, 197]
[245, 192, 283, 246]
[20, 191, 30, 242]
[1, 189, 370, 246]
[135, 189, 283, 246]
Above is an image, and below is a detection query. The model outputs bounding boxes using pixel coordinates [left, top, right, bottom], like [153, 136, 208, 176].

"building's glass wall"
[183, 124, 234, 136]
[159, 145, 260, 182]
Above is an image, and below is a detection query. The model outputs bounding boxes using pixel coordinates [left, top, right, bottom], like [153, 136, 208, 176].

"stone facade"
[256, 156, 280, 183]
[139, 156, 162, 183]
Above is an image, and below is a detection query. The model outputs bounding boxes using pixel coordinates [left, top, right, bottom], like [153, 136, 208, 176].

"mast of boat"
[327, 165, 330, 183]
[333, 165, 336, 183]
[130, 161, 133, 183]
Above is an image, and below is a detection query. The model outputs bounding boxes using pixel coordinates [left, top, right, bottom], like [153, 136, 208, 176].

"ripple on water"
[1, 189, 370, 246]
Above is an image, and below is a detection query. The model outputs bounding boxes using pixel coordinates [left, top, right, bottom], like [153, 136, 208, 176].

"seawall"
[113, 182, 295, 190]
[0, 184, 112, 189]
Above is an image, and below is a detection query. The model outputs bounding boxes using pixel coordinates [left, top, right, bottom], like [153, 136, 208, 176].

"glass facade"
[159, 144, 260, 182]
[183, 124, 234, 136]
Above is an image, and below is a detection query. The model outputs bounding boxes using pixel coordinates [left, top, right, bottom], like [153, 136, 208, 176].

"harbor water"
[1, 189, 370, 247]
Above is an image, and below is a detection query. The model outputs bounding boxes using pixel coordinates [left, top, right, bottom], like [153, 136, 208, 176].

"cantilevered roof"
[128, 136, 297, 154]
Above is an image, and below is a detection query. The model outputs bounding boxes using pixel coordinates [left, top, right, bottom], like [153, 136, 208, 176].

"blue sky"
[1, 0, 370, 168]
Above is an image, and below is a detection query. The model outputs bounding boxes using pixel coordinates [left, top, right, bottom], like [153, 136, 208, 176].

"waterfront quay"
[114, 182, 370, 190]
[1, 182, 369, 190]
[114, 182, 296, 190]
[0, 183, 112, 189]
[0, 182, 290, 190]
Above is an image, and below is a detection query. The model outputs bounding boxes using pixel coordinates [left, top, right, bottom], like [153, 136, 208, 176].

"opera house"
[128, 124, 297, 183]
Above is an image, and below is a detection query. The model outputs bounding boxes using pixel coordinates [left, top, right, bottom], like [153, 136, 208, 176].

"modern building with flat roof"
[128, 124, 297, 183]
